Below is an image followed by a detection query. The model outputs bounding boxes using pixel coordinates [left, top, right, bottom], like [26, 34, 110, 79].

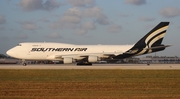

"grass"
[0, 69, 180, 99]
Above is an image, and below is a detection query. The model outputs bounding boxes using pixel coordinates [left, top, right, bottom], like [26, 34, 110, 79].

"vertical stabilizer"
[131, 22, 170, 50]
[114, 22, 170, 59]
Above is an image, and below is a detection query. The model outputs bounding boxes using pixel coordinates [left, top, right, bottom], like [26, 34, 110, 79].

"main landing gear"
[76, 62, 92, 66]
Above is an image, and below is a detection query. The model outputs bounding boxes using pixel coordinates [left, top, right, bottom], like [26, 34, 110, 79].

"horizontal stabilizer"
[144, 45, 172, 50]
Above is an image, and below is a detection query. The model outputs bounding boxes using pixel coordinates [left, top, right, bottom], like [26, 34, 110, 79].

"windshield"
[17, 44, 22, 46]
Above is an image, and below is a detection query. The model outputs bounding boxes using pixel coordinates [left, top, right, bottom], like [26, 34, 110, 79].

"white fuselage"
[6, 42, 133, 61]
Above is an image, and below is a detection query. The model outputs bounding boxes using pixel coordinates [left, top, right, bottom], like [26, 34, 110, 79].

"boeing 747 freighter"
[6, 22, 171, 65]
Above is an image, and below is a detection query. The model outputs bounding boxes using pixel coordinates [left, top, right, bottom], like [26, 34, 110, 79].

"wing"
[46, 52, 124, 63]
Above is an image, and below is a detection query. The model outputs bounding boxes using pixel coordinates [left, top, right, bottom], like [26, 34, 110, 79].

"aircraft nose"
[6, 49, 13, 56]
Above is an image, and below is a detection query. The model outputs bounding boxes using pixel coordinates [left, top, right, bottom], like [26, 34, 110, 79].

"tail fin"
[131, 22, 170, 50]
[114, 22, 170, 59]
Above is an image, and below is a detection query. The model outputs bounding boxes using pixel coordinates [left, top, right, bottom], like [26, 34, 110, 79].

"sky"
[0, 0, 180, 57]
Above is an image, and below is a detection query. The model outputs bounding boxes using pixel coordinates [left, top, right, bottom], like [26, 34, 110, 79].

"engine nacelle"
[63, 57, 73, 64]
[88, 56, 98, 62]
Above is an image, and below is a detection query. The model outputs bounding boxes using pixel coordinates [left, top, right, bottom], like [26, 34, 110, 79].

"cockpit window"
[17, 44, 22, 46]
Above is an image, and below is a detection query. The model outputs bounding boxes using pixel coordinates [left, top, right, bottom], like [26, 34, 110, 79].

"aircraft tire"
[76, 62, 92, 66]
[23, 63, 27, 66]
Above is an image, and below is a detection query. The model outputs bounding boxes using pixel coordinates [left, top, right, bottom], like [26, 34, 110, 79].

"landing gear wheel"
[22, 59, 27, 66]
[23, 63, 27, 66]
[87, 63, 92, 65]
[76, 62, 92, 66]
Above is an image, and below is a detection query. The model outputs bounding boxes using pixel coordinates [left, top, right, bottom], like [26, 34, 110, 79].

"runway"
[0, 64, 179, 69]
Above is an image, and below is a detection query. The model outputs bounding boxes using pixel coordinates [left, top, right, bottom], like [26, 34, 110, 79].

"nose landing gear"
[22, 59, 27, 66]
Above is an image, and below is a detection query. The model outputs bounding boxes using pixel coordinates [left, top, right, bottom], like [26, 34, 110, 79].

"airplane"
[6, 22, 171, 66]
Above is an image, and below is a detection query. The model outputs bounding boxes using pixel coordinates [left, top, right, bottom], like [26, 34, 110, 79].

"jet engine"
[88, 56, 99, 62]
[63, 57, 73, 64]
